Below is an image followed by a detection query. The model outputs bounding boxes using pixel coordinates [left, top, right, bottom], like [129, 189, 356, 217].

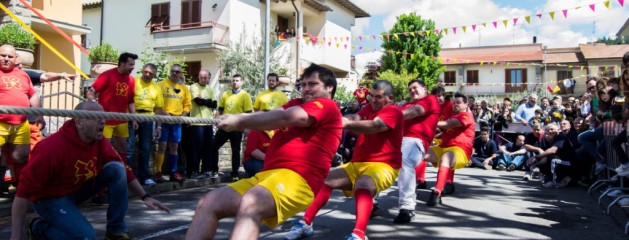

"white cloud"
[351, 18, 370, 38]
[354, 51, 383, 76]
[351, 0, 414, 15]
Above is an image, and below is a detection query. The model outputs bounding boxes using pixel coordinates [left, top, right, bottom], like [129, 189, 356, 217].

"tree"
[335, 85, 354, 105]
[595, 36, 625, 45]
[138, 44, 188, 83]
[380, 13, 444, 90]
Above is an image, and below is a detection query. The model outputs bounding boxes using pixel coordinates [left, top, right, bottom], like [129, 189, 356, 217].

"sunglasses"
[171, 70, 181, 74]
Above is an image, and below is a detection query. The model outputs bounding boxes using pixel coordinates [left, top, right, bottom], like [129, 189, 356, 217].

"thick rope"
[0, 106, 220, 125]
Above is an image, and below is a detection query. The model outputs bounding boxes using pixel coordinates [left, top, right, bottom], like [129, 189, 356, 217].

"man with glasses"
[155, 64, 191, 183]
[210, 74, 253, 181]
[127, 63, 166, 186]
[253, 73, 288, 112]
[514, 93, 541, 126]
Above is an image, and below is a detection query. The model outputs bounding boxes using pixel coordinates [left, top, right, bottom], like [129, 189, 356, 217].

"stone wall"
[0, 0, 31, 25]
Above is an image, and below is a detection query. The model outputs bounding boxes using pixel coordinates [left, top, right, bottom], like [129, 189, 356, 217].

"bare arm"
[218, 106, 313, 132]
[40, 72, 76, 82]
[533, 146, 558, 160]
[127, 179, 171, 213]
[437, 118, 463, 129]
[510, 148, 528, 156]
[344, 117, 391, 134]
[29, 93, 40, 108]
[10, 197, 28, 240]
[402, 104, 426, 120]
[251, 149, 266, 160]
[524, 144, 544, 154]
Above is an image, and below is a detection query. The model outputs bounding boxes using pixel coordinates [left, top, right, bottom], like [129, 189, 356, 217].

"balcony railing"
[147, 20, 230, 51]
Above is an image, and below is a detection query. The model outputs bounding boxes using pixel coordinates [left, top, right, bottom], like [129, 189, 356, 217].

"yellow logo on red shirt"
[116, 82, 129, 96]
[74, 158, 96, 184]
[263, 143, 271, 147]
[313, 101, 323, 109]
[2, 75, 22, 89]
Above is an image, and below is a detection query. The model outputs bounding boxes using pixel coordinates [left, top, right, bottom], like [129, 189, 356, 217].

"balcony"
[149, 21, 229, 53]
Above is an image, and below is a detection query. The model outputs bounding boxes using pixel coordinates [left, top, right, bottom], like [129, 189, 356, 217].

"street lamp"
[543, 45, 548, 97]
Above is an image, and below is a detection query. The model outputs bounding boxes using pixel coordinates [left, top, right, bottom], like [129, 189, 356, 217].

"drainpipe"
[290, 0, 300, 81]
[264, 0, 270, 89]
[99, 0, 104, 44]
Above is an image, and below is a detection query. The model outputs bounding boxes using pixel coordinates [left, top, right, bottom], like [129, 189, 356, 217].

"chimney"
[533, 36, 537, 44]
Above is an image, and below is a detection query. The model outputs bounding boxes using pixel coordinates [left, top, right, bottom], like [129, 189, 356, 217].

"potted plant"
[88, 42, 119, 77]
[277, 67, 290, 86]
[0, 22, 35, 68]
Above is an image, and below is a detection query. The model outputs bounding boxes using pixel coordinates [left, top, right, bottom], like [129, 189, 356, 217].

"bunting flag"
[547, 85, 554, 93]
[536, 13, 543, 19]
[502, 19, 508, 28]
[513, 18, 518, 26]
[620, 0, 625, 7]
[462, 26, 467, 33]
[492, 21, 498, 28]
[410, 32, 415, 37]
[443, 28, 448, 35]
[482, 23, 487, 27]
[589, 4, 596, 11]
[472, 24, 477, 31]
[549, 11, 555, 20]
[604, 0, 611, 8]
[562, 9, 568, 18]
[453, 27, 457, 34]
[525, 16, 531, 23]
[553, 85, 561, 93]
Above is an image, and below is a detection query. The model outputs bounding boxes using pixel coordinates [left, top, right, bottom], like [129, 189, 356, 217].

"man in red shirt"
[242, 129, 275, 177]
[424, 93, 476, 206]
[185, 64, 342, 240]
[353, 84, 370, 105]
[0, 44, 38, 181]
[285, 80, 403, 240]
[87, 52, 138, 162]
[393, 80, 441, 224]
[10, 101, 169, 240]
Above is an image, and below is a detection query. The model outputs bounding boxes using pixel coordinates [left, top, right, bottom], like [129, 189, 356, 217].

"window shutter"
[192, 0, 201, 25]
[182, 1, 191, 25]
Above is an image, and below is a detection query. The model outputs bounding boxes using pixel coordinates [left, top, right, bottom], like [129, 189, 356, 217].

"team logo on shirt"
[74, 157, 96, 184]
[116, 82, 129, 96]
[313, 101, 323, 109]
[2, 75, 22, 89]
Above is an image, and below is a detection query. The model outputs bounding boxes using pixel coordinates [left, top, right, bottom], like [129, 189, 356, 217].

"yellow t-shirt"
[219, 89, 253, 114]
[158, 78, 191, 116]
[190, 83, 216, 125]
[133, 77, 164, 114]
[253, 89, 288, 111]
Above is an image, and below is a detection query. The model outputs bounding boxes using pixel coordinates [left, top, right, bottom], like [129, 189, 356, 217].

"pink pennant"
[589, 4, 596, 12]
[358, 36, 362, 41]
[403, 32, 409, 36]
[562, 9, 568, 18]
[346, 36, 349, 41]
[344, 44, 347, 49]
[328, 42, 331, 47]
[435, 29, 440, 35]
[619, 0, 625, 7]
[472, 24, 477, 31]
[513, 18, 518, 25]
[386, 34, 390, 40]
[492, 21, 498, 28]
[453, 27, 457, 34]
[359, 46, 363, 50]
[536, 13, 542, 19]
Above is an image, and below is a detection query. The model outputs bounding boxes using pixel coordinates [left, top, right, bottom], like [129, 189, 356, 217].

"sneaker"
[393, 209, 415, 224]
[416, 180, 428, 190]
[345, 233, 368, 240]
[497, 164, 506, 171]
[594, 163, 606, 175]
[531, 168, 541, 179]
[542, 181, 556, 189]
[154, 172, 167, 183]
[191, 172, 208, 179]
[442, 182, 455, 195]
[284, 220, 314, 240]
[104, 232, 137, 240]
[522, 171, 532, 181]
[507, 164, 516, 172]
[206, 171, 219, 178]
[426, 190, 442, 207]
[231, 176, 240, 182]
[483, 164, 492, 170]
[143, 179, 156, 186]
[616, 165, 629, 177]
[170, 172, 185, 182]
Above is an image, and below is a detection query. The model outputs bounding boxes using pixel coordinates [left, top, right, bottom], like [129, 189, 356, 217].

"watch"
[141, 193, 151, 201]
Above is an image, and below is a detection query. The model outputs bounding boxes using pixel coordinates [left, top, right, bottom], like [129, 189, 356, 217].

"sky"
[350, 0, 628, 70]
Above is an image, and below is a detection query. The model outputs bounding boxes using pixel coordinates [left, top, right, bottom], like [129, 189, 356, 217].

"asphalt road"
[0, 167, 627, 239]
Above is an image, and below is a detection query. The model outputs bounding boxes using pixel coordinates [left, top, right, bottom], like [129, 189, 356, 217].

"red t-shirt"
[262, 98, 342, 194]
[351, 104, 403, 168]
[440, 111, 476, 158]
[440, 100, 453, 121]
[17, 119, 136, 202]
[244, 130, 274, 161]
[0, 68, 36, 124]
[92, 68, 135, 125]
[401, 95, 441, 151]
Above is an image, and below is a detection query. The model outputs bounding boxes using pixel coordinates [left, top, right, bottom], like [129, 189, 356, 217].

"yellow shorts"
[0, 121, 30, 146]
[432, 138, 442, 146]
[103, 123, 129, 138]
[339, 162, 399, 197]
[430, 145, 470, 170]
[229, 168, 314, 228]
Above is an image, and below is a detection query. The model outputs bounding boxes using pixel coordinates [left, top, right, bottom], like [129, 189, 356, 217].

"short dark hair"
[480, 127, 490, 133]
[118, 52, 138, 66]
[267, 73, 278, 80]
[143, 63, 157, 72]
[454, 93, 467, 103]
[431, 86, 445, 96]
[503, 97, 511, 103]
[301, 64, 337, 98]
[408, 79, 425, 88]
[623, 51, 629, 66]
[171, 64, 182, 69]
[233, 74, 242, 79]
[372, 80, 395, 97]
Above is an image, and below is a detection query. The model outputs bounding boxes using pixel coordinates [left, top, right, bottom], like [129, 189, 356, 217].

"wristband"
[141, 193, 151, 201]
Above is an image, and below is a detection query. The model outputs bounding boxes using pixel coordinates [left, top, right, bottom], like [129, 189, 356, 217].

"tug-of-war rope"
[0, 106, 221, 125]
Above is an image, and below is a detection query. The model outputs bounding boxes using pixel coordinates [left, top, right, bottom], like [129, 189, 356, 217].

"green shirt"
[190, 83, 216, 125]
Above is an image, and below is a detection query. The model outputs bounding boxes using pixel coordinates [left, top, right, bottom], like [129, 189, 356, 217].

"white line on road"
[138, 224, 189, 240]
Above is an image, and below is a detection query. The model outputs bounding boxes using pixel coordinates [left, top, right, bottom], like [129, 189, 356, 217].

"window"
[444, 71, 456, 84]
[181, 0, 201, 28]
[598, 66, 615, 78]
[184, 61, 202, 83]
[505, 69, 527, 93]
[466, 70, 479, 84]
[557, 70, 573, 80]
[150, 2, 170, 32]
[80, 34, 87, 48]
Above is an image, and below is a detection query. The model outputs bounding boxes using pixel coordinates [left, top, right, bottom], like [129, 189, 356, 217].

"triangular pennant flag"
[604, 1, 610, 8]
[418, 31, 423, 36]
[393, 34, 399, 39]
[346, 36, 349, 41]
[562, 9, 568, 18]
[443, 28, 448, 35]
[482, 23, 487, 27]
[403, 32, 408, 37]
[410, 32, 415, 37]
[402, 52, 408, 57]
[335, 43, 339, 48]
[568, 65, 573, 68]
[328, 42, 332, 47]
[480, 61, 484, 66]
[513, 18, 518, 25]
[589, 4, 596, 12]
[453, 27, 457, 34]
[462, 26, 467, 33]
[547, 85, 554, 93]
[506, 62, 510, 67]
[372, 35, 377, 40]
[351, 46, 355, 50]
[492, 61, 497, 66]
[502, 19, 508, 28]
[605, 66, 609, 70]
[344, 44, 347, 49]
[553, 85, 561, 93]
[536, 13, 543, 19]
[525, 16, 531, 23]
[358, 36, 362, 41]
[493, 21, 498, 28]
[580, 66, 585, 70]
[472, 24, 477, 31]
[386, 34, 390, 41]
[358, 46, 362, 50]
[619, 0, 625, 7]
[426, 30, 431, 36]
[435, 29, 441, 35]
[549, 12, 555, 20]
[410, 54, 414, 59]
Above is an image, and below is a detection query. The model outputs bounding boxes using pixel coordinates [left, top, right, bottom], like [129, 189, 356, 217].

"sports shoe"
[284, 220, 314, 240]
[143, 179, 156, 186]
[191, 172, 208, 179]
[393, 209, 415, 224]
[170, 172, 185, 182]
[531, 168, 541, 179]
[507, 164, 516, 172]
[442, 182, 455, 195]
[542, 181, 556, 189]
[616, 165, 629, 177]
[497, 164, 506, 171]
[416, 180, 428, 190]
[522, 171, 532, 181]
[232, 176, 240, 182]
[104, 232, 137, 240]
[154, 172, 167, 183]
[483, 163, 492, 170]
[426, 190, 442, 207]
[345, 233, 368, 240]
[206, 171, 219, 178]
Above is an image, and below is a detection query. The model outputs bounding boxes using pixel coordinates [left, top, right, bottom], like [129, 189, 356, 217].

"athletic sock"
[447, 169, 455, 183]
[169, 154, 178, 173]
[415, 160, 427, 183]
[302, 184, 332, 225]
[352, 188, 372, 239]
[435, 166, 450, 194]
[155, 153, 164, 174]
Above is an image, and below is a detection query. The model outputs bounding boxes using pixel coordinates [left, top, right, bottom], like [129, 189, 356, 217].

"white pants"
[398, 137, 425, 211]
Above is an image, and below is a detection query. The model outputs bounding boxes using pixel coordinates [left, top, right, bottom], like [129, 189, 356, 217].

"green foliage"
[0, 22, 35, 50]
[376, 70, 417, 102]
[137, 45, 188, 83]
[380, 13, 444, 90]
[335, 85, 354, 104]
[595, 36, 626, 45]
[88, 42, 119, 63]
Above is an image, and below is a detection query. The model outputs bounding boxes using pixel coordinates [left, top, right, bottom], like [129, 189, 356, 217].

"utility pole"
[264, 0, 270, 89]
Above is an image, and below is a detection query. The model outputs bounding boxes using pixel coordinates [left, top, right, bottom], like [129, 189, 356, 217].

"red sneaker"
[170, 172, 185, 182]
[154, 172, 166, 183]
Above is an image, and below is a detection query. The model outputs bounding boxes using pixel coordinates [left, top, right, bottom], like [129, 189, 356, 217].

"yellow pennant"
[525, 16, 531, 23]
[410, 32, 415, 37]
[604, 1, 610, 8]
[443, 28, 448, 35]
[580, 66, 584, 70]
[393, 34, 399, 39]
[502, 20, 508, 28]
[493, 61, 497, 66]
[549, 12, 555, 20]
[462, 26, 467, 33]
[426, 30, 431, 36]
[480, 61, 485, 66]
[605, 66, 609, 70]
[482, 23, 487, 27]
[410, 54, 414, 59]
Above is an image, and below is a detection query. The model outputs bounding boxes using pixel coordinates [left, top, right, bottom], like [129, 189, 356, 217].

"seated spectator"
[528, 109, 546, 127]
[564, 104, 577, 122]
[526, 123, 577, 188]
[548, 99, 565, 124]
[471, 128, 498, 170]
[242, 129, 276, 177]
[496, 135, 527, 171]
[522, 124, 552, 180]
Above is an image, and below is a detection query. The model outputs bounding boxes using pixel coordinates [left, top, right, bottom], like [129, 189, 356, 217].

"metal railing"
[38, 79, 84, 135]
[147, 20, 230, 45]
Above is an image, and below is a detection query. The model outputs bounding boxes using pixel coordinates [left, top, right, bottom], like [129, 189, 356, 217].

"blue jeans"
[187, 125, 214, 175]
[496, 153, 526, 169]
[127, 121, 154, 182]
[243, 158, 264, 177]
[576, 127, 605, 163]
[31, 162, 129, 239]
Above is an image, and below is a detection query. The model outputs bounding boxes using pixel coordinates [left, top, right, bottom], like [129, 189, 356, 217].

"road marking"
[138, 224, 189, 240]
